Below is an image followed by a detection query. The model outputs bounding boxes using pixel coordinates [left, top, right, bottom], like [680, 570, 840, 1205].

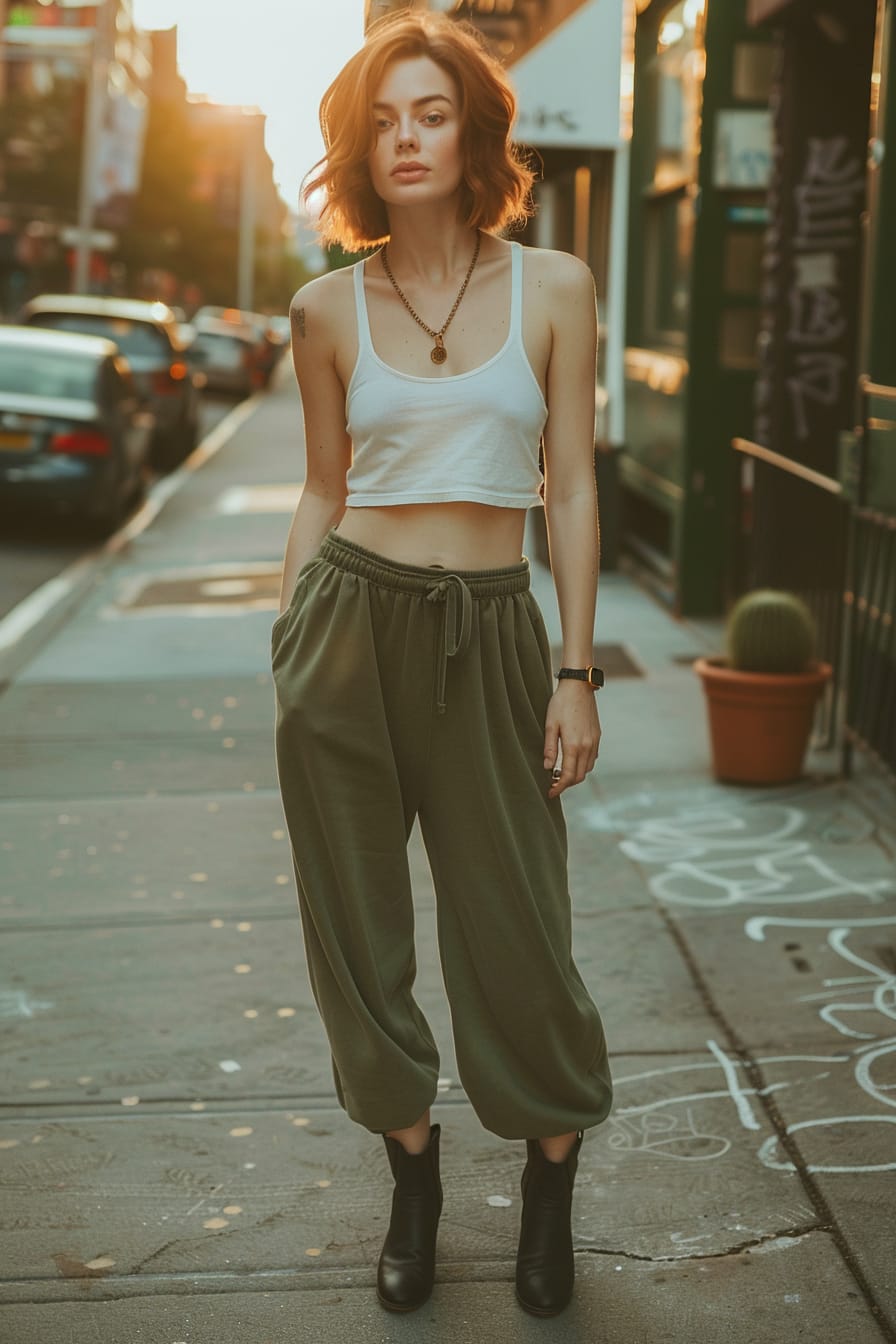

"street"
[0, 366, 893, 1342]
[0, 393, 239, 622]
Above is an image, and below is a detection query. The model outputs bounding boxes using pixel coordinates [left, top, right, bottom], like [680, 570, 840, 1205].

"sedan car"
[0, 326, 155, 534]
[193, 306, 287, 386]
[18, 295, 202, 473]
[186, 317, 259, 398]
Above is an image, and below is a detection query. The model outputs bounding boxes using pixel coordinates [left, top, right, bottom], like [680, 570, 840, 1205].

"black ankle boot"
[515, 1131, 583, 1317]
[376, 1123, 443, 1312]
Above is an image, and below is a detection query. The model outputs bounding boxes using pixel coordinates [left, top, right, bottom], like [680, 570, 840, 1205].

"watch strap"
[556, 666, 604, 689]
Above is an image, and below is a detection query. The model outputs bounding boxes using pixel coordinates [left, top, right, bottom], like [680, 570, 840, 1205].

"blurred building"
[143, 27, 286, 310]
[0, 0, 150, 304]
[188, 97, 283, 253]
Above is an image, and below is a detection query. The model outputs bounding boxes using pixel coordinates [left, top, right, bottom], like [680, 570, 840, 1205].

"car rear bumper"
[200, 369, 254, 395]
[0, 453, 116, 514]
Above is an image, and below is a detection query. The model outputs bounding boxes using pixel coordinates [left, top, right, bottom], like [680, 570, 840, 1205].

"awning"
[509, 0, 628, 150]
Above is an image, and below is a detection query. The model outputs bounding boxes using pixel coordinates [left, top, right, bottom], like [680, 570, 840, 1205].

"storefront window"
[645, 188, 694, 347]
[642, 0, 705, 348]
[653, 0, 705, 190]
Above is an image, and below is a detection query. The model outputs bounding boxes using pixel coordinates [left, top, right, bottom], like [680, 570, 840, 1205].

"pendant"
[431, 338, 447, 365]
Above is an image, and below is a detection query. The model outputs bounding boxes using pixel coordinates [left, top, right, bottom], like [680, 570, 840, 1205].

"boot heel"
[515, 1131, 583, 1317]
[376, 1123, 443, 1312]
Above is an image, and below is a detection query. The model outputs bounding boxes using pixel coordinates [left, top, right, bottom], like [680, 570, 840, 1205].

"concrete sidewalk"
[1, 369, 894, 1343]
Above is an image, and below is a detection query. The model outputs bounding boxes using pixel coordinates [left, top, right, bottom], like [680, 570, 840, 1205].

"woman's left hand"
[544, 682, 602, 798]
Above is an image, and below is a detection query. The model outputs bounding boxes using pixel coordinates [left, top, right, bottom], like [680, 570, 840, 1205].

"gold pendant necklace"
[380, 233, 481, 365]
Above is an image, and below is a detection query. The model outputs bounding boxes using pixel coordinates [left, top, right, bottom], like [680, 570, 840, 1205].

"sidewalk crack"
[578, 1223, 824, 1263]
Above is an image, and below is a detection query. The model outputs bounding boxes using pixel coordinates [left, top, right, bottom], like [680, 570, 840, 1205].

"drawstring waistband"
[426, 575, 472, 715]
[317, 530, 530, 714]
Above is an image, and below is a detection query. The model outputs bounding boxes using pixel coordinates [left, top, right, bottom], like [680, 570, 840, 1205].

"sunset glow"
[131, 0, 364, 204]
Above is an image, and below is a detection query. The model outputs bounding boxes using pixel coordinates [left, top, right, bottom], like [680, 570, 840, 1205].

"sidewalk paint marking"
[614, 1081, 789, 1120]
[109, 394, 264, 554]
[216, 484, 302, 514]
[0, 989, 54, 1019]
[758, 1116, 896, 1174]
[855, 1040, 896, 1111]
[584, 790, 896, 1176]
[611, 1054, 852, 1087]
[184, 1183, 223, 1219]
[0, 553, 101, 655]
[607, 1107, 732, 1162]
[747, 914, 896, 937]
[706, 1038, 762, 1131]
[0, 392, 264, 662]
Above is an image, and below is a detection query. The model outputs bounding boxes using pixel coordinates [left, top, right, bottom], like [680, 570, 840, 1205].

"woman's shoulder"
[289, 264, 356, 321]
[521, 244, 596, 296]
[288, 263, 360, 347]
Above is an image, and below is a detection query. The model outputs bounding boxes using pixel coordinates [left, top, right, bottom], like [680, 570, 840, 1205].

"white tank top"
[345, 241, 548, 509]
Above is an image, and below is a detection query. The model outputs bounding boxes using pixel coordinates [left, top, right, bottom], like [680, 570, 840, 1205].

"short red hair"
[304, 11, 536, 251]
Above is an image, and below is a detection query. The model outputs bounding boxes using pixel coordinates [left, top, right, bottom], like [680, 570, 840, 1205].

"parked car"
[0, 326, 155, 535]
[193, 306, 287, 386]
[169, 304, 198, 352]
[187, 317, 259, 397]
[18, 295, 202, 473]
[267, 314, 291, 344]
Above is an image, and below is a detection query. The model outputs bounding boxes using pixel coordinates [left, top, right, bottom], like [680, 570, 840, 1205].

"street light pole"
[74, 0, 116, 292]
[0, 0, 9, 103]
[237, 119, 258, 312]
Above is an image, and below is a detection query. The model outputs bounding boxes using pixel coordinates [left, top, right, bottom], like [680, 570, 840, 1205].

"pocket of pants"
[270, 606, 292, 650]
[271, 558, 323, 654]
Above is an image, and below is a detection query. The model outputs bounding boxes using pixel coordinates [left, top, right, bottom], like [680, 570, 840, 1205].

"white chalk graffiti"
[0, 989, 55, 1020]
[582, 792, 896, 1174]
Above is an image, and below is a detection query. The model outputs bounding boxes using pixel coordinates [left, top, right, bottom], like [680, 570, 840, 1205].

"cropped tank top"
[345, 241, 548, 509]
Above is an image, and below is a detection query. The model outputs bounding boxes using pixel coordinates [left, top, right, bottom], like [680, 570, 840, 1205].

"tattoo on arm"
[291, 306, 307, 339]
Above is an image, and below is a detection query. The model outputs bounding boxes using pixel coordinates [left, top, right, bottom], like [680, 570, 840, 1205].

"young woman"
[272, 11, 613, 1318]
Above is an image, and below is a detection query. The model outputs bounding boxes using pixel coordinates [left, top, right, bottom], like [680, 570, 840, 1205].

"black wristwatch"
[556, 666, 605, 689]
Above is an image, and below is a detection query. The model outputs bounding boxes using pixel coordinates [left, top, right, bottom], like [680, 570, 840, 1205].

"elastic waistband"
[319, 530, 530, 598]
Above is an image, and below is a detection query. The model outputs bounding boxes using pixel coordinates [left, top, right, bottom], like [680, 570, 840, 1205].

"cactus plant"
[726, 589, 817, 675]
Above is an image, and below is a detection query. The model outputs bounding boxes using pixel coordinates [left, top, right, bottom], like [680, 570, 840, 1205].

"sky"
[131, 0, 366, 209]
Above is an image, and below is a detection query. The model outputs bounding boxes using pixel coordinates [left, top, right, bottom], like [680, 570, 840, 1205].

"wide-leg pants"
[271, 530, 613, 1140]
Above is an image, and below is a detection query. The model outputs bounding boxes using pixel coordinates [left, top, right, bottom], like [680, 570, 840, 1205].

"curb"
[0, 391, 265, 688]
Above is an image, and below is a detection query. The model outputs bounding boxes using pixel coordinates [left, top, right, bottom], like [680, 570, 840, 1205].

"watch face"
[588, 667, 605, 688]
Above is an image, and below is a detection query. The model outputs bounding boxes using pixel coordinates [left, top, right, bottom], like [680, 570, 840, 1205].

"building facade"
[623, 0, 775, 613]
[0, 0, 150, 302]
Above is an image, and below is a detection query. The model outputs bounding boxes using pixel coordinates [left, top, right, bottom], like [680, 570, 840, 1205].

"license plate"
[0, 431, 32, 451]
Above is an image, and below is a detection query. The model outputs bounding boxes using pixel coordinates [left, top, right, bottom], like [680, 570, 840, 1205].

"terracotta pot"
[694, 657, 833, 785]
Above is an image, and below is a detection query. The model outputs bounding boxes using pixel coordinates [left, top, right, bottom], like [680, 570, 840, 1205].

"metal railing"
[732, 374, 896, 780]
[842, 377, 896, 778]
[732, 437, 848, 751]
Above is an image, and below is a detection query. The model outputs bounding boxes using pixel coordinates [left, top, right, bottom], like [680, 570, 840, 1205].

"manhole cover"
[550, 643, 644, 679]
[119, 566, 281, 611]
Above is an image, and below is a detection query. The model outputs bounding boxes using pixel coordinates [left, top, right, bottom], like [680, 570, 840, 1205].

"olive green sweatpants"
[272, 530, 613, 1140]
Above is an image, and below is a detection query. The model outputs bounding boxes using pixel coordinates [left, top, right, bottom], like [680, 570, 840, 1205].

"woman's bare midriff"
[335, 501, 528, 570]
